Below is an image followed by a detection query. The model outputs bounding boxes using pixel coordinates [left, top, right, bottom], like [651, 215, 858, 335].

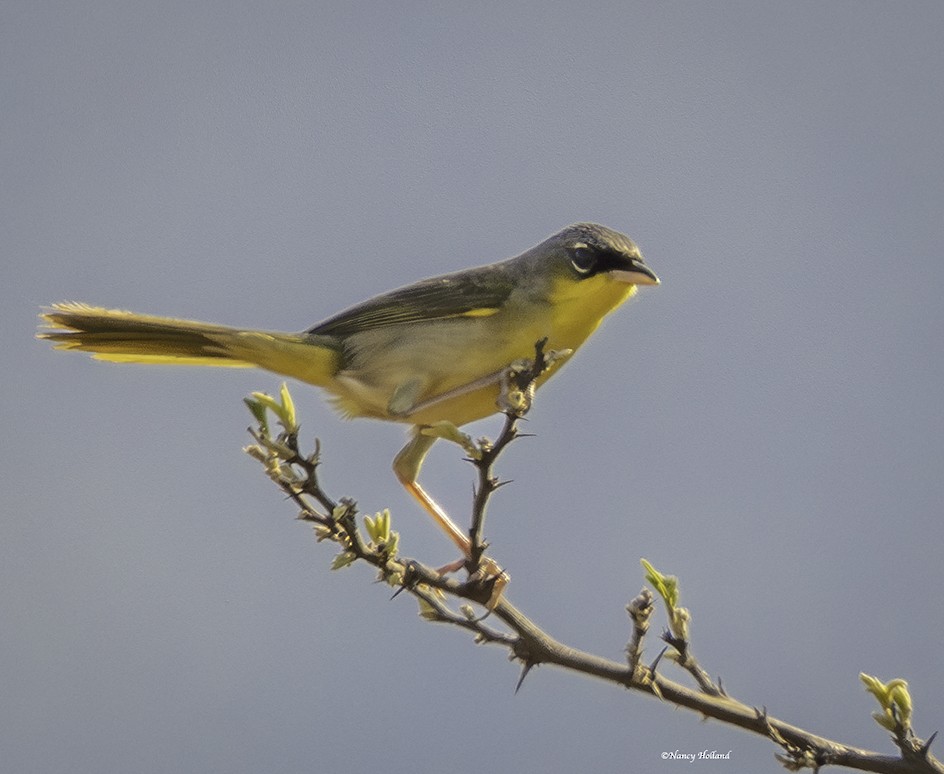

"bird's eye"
[570, 246, 596, 274]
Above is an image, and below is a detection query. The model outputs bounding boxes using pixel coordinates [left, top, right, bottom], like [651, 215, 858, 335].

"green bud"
[278, 382, 297, 430]
[671, 607, 691, 640]
[861, 673, 913, 731]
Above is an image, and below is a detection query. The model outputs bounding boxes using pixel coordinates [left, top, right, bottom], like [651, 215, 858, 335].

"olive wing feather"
[307, 263, 516, 337]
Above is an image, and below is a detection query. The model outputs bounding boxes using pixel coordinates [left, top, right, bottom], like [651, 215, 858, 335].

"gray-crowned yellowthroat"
[39, 222, 658, 576]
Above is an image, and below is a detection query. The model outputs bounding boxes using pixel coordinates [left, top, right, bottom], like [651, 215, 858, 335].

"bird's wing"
[307, 263, 516, 336]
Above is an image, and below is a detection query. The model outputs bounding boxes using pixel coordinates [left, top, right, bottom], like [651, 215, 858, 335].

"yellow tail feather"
[39, 302, 340, 387]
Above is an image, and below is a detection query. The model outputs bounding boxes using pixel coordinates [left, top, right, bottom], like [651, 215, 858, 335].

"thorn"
[476, 539, 491, 553]
[389, 563, 420, 599]
[649, 646, 668, 674]
[718, 676, 727, 697]
[920, 731, 938, 758]
[515, 661, 535, 694]
[649, 678, 664, 701]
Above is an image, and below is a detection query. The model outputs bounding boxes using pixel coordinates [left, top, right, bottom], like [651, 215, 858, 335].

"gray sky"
[5, 2, 944, 772]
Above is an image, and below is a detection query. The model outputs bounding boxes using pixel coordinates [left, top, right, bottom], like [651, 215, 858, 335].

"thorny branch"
[465, 337, 562, 573]
[243, 350, 941, 774]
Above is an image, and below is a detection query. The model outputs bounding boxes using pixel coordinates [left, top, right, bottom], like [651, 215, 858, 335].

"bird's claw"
[435, 555, 509, 610]
[420, 421, 481, 460]
[497, 348, 573, 415]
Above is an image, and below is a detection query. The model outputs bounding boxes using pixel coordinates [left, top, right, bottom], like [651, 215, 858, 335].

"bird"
[39, 222, 658, 584]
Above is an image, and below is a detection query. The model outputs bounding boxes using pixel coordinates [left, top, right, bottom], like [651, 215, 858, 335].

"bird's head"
[552, 222, 658, 286]
[520, 222, 659, 310]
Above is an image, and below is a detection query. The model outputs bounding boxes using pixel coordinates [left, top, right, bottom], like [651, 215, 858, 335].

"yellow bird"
[40, 222, 658, 573]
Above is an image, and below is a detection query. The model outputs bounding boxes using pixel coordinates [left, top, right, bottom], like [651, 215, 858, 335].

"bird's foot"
[497, 347, 573, 414]
[434, 555, 509, 610]
[420, 420, 482, 460]
[477, 558, 510, 609]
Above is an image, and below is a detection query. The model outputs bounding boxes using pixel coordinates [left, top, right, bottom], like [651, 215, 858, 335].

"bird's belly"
[325, 315, 549, 425]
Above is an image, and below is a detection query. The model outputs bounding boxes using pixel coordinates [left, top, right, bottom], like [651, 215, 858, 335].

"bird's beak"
[612, 257, 659, 286]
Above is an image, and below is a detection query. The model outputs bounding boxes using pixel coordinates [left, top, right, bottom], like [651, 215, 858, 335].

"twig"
[244, 383, 942, 774]
[467, 337, 554, 571]
[626, 587, 654, 675]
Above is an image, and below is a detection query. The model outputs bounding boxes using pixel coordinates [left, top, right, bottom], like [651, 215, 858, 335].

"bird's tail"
[38, 302, 339, 387]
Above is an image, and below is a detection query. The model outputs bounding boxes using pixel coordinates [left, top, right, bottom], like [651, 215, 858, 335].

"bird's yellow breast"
[543, 272, 637, 350]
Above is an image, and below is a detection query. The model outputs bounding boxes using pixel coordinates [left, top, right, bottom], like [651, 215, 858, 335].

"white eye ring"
[571, 245, 595, 274]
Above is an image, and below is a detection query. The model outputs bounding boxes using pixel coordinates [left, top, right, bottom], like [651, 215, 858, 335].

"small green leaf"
[243, 397, 270, 434]
[376, 509, 390, 541]
[861, 673, 913, 732]
[249, 390, 283, 416]
[330, 551, 356, 570]
[243, 444, 267, 463]
[641, 559, 679, 608]
[278, 382, 297, 430]
[873, 711, 897, 731]
[417, 597, 440, 621]
[311, 524, 333, 542]
[889, 682, 912, 726]
[860, 673, 887, 701]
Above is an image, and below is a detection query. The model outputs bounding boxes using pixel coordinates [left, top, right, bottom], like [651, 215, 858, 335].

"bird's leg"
[393, 429, 470, 555]
[387, 349, 573, 606]
[393, 428, 508, 606]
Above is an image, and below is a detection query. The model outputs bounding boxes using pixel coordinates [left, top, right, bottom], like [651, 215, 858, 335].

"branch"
[243, 375, 941, 774]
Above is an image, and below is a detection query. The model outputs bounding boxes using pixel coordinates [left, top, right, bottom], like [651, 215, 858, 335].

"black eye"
[570, 246, 596, 274]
